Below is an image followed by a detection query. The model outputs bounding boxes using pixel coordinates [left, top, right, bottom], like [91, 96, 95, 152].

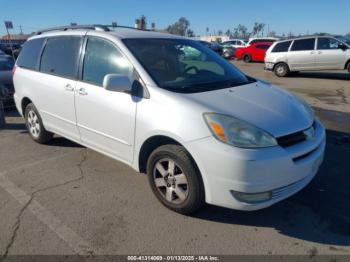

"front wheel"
[25, 103, 53, 144]
[147, 145, 205, 214]
[274, 63, 289, 77]
[347, 63, 350, 75]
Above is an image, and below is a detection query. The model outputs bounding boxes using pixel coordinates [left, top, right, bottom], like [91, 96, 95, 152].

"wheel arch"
[21, 97, 33, 116]
[273, 61, 290, 71]
[138, 135, 183, 174]
[345, 59, 350, 70]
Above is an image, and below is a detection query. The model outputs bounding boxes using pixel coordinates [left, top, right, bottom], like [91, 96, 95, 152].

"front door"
[315, 37, 347, 69]
[75, 36, 137, 163]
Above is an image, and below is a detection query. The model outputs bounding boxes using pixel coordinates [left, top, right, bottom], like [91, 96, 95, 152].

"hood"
[185, 81, 313, 137]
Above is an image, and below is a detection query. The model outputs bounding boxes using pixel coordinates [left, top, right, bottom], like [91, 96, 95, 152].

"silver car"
[265, 35, 350, 77]
[13, 25, 325, 214]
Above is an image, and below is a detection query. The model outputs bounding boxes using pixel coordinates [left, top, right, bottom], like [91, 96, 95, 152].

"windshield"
[334, 36, 350, 45]
[123, 38, 253, 93]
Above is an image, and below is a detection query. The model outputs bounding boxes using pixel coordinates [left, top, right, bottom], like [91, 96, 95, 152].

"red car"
[235, 42, 272, 62]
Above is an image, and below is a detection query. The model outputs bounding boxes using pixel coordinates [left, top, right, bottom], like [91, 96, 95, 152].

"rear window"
[271, 41, 292, 53]
[291, 38, 315, 51]
[250, 39, 275, 44]
[40, 36, 82, 79]
[256, 45, 270, 50]
[16, 38, 45, 70]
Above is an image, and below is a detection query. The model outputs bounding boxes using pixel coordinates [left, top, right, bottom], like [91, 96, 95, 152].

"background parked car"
[0, 57, 15, 108]
[222, 39, 246, 48]
[0, 43, 22, 59]
[235, 42, 273, 62]
[198, 40, 223, 56]
[265, 35, 350, 77]
[247, 37, 279, 46]
[221, 44, 235, 59]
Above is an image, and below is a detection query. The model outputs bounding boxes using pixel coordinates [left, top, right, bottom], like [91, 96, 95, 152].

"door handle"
[318, 51, 322, 54]
[78, 88, 88, 96]
[310, 51, 315, 54]
[65, 84, 74, 92]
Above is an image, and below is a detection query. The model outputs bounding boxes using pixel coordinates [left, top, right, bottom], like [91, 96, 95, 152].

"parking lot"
[1, 61, 350, 256]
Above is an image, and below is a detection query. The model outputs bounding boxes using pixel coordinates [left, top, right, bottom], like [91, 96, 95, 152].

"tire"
[347, 62, 350, 74]
[243, 54, 251, 63]
[147, 144, 205, 214]
[25, 103, 53, 144]
[274, 63, 289, 77]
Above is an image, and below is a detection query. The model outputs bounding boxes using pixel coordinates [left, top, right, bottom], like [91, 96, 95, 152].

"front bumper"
[186, 120, 326, 210]
[264, 62, 274, 71]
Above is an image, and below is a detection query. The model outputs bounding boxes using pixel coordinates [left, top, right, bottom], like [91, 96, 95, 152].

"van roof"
[31, 24, 184, 40]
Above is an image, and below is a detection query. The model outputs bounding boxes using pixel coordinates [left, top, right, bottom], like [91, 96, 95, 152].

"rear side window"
[271, 41, 292, 52]
[291, 38, 315, 51]
[82, 37, 133, 86]
[40, 37, 82, 79]
[16, 38, 45, 70]
[256, 45, 270, 50]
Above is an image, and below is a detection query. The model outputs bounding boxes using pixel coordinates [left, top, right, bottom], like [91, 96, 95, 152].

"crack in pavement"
[336, 87, 348, 105]
[0, 149, 92, 260]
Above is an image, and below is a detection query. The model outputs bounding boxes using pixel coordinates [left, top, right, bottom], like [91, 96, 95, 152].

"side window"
[40, 37, 82, 78]
[271, 41, 292, 53]
[291, 38, 315, 51]
[256, 45, 270, 50]
[82, 37, 133, 86]
[317, 38, 342, 50]
[16, 38, 45, 70]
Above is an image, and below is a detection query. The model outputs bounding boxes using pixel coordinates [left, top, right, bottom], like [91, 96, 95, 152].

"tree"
[166, 17, 192, 36]
[252, 22, 259, 36]
[233, 27, 239, 38]
[135, 15, 147, 30]
[258, 23, 265, 37]
[237, 24, 248, 39]
[218, 30, 223, 36]
[187, 29, 194, 37]
[225, 29, 232, 37]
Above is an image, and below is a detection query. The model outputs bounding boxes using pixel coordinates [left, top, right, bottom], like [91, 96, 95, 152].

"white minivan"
[13, 25, 325, 214]
[265, 35, 350, 77]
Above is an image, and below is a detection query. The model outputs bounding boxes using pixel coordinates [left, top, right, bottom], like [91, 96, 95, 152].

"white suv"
[13, 25, 325, 214]
[265, 35, 350, 77]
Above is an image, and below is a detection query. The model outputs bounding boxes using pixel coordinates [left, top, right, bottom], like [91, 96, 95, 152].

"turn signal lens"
[208, 122, 227, 142]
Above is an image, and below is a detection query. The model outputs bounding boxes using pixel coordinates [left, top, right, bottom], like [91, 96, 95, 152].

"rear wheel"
[25, 103, 53, 144]
[243, 54, 251, 63]
[274, 63, 289, 77]
[147, 145, 205, 214]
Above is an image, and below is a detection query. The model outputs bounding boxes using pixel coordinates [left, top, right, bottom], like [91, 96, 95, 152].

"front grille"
[277, 131, 307, 147]
[277, 121, 316, 148]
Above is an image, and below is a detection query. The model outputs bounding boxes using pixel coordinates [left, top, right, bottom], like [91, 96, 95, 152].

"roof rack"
[35, 24, 150, 35]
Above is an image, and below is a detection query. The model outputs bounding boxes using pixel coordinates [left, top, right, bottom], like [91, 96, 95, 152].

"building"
[192, 35, 230, 43]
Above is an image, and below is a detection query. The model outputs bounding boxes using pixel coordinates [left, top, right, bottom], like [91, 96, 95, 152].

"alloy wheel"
[153, 158, 189, 204]
[27, 110, 41, 138]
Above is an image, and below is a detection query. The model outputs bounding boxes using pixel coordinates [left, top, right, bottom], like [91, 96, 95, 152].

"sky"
[1, 0, 349, 36]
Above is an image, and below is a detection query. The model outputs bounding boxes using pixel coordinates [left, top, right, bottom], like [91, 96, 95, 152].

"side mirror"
[103, 74, 132, 93]
[339, 44, 348, 51]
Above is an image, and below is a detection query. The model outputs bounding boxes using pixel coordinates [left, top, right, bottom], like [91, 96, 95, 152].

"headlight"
[292, 94, 314, 120]
[203, 113, 277, 148]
